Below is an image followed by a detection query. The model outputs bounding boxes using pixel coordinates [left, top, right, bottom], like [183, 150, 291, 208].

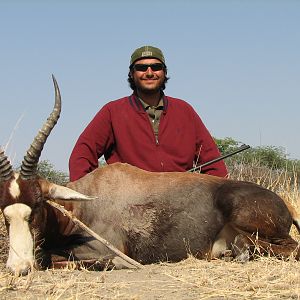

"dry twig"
[47, 200, 144, 270]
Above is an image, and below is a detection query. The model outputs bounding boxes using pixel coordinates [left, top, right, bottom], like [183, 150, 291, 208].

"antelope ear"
[38, 179, 98, 201]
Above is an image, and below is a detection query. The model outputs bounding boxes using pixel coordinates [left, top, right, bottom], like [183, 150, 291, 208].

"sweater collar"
[128, 93, 168, 112]
[138, 97, 164, 110]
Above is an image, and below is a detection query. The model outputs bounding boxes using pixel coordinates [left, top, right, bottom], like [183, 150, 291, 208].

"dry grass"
[0, 257, 299, 299]
[0, 164, 299, 299]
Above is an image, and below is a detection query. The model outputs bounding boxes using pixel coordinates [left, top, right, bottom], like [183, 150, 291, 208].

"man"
[69, 45, 227, 181]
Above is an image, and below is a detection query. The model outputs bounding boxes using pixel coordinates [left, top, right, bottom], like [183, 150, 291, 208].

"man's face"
[131, 58, 166, 94]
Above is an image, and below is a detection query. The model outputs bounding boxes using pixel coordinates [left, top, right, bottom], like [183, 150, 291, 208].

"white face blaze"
[3, 203, 34, 275]
[9, 173, 21, 199]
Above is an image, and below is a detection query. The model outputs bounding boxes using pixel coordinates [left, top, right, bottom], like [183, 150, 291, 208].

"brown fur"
[62, 163, 299, 263]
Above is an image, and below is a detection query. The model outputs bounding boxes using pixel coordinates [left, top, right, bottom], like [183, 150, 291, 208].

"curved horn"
[20, 75, 61, 180]
[0, 150, 13, 182]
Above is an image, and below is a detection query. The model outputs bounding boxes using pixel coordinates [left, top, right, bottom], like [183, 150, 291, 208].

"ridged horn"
[20, 75, 61, 180]
[0, 150, 13, 182]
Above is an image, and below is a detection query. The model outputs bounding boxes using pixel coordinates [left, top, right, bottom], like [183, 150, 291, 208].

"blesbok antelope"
[0, 77, 299, 276]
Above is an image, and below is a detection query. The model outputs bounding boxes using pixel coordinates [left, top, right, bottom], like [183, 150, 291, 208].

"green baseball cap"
[130, 45, 166, 66]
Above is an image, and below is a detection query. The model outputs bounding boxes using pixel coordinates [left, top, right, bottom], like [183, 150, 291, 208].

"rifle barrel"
[188, 144, 250, 173]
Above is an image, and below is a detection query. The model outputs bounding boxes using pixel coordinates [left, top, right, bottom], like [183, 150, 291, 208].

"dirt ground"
[0, 255, 299, 300]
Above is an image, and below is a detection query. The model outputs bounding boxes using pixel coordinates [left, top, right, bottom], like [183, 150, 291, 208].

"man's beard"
[135, 80, 163, 95]
[138, 86, 161, 95]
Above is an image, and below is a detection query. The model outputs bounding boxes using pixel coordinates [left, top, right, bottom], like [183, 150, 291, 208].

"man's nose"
[145, 67, 154, 77]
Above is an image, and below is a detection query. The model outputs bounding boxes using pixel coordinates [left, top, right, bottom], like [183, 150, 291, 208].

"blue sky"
[0, 0, 299, 173]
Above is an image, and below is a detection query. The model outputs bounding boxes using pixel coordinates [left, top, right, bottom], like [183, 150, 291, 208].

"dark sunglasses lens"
[134, 63, 164, 72]
[151, 63, 164, 71]
[134, 64, 148, 72]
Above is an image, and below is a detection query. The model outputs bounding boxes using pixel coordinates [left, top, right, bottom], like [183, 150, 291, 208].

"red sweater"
[69, 94, 228, 181]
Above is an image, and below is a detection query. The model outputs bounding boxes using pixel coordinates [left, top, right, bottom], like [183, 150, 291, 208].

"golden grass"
[0, 257, 299, 299]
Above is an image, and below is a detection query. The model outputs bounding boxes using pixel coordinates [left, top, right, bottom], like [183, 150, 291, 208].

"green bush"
[215, 137, 300, 188]
[37, 160, 69, 185]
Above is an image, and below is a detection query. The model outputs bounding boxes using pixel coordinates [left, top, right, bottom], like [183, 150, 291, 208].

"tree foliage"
[214, 137, 240, 154]
[36, 160, 69, 185]
[215, 137, 300, 178]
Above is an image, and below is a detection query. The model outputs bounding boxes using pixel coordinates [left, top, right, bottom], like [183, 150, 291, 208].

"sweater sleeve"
[192, 109, 228, 177]
[69, 104, 114, 181]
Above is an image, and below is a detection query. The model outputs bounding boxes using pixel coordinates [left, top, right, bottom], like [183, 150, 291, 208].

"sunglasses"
[133, 63, 165, 72]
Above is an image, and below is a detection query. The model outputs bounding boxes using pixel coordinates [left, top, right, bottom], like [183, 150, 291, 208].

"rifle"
[188, 144, 251, 173]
